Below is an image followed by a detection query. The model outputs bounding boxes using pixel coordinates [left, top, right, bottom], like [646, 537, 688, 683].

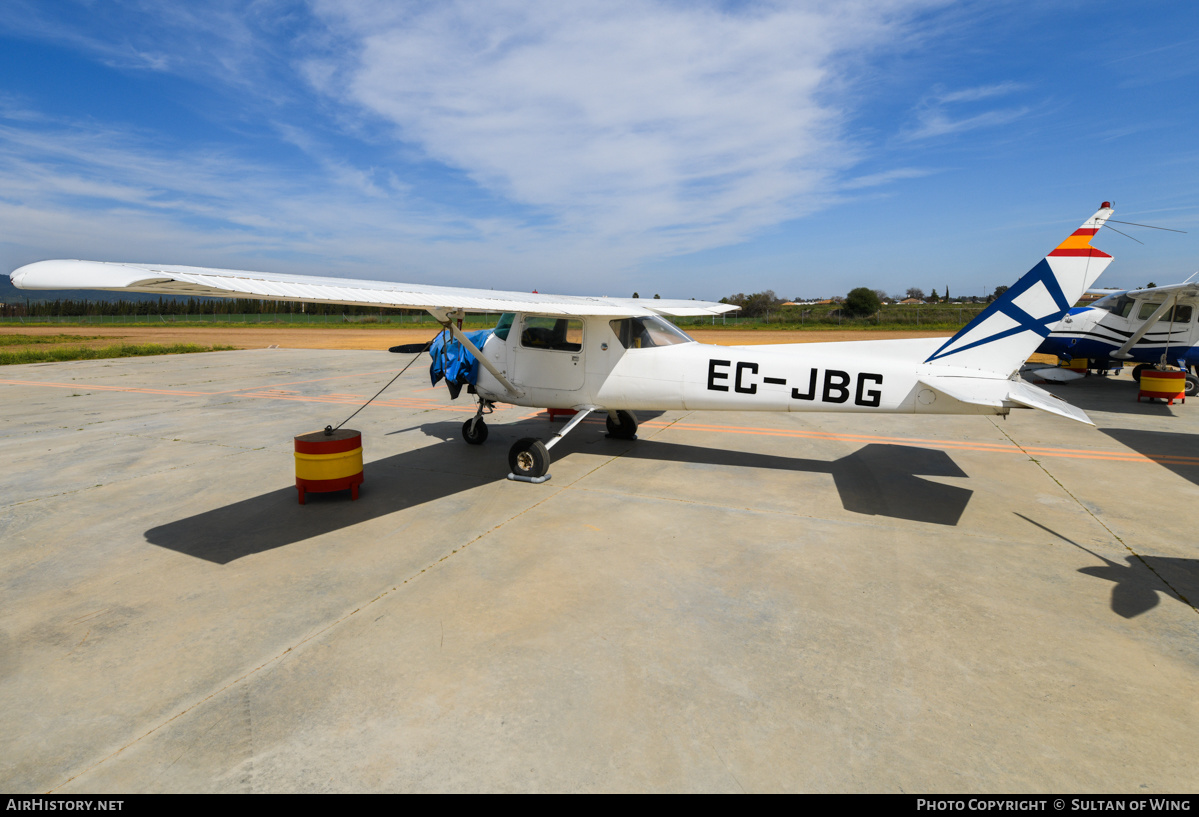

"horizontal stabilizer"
[918, 375, 1093, 425]
[1005, 380, 1093, 425]
[1019, 365, 1085, 383]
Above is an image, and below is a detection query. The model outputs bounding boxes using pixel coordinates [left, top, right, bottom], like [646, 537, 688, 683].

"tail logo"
[924, 259, 1070, 364]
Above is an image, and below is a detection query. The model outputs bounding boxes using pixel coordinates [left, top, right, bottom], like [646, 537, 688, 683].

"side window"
[609, 316, 694, 349]
[520, 316, 583, 352]
[610, 317, 643, 349]
[1137, 302, 1194, 323]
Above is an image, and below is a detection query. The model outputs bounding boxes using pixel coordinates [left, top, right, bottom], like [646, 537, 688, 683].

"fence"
[0, 312, 450, 326]
[674, 305, 986, 328]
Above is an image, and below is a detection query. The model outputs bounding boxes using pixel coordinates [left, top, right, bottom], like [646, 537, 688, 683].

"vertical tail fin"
[924, 204, 1114, 374]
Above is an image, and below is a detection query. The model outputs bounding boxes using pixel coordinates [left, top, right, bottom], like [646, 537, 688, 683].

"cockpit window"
[1091, 293, 1135, 318]
[520, 316, 583, 352]
[609, 316, 695, 349]
[494, 312, 515, 341]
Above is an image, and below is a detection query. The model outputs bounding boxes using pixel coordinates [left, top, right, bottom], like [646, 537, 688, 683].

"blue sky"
[1, 0, 1196, 301]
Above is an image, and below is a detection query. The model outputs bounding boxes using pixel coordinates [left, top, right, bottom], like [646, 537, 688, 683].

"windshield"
[609, 316, 695, 349]
[1091, 293, 1134, 318]
[494, 312, 515, 340]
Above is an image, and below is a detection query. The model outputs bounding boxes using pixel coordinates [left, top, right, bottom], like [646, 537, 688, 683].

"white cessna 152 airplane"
[10, 203, 1116, 481]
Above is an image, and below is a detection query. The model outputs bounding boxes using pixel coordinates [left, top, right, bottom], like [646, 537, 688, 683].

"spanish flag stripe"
[295, 448, 363, 462]
[295, 435, 362, 454]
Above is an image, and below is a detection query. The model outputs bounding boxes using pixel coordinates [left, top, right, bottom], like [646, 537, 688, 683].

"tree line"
[720, 286, 1008, 318]
[2, 297, 410, 318]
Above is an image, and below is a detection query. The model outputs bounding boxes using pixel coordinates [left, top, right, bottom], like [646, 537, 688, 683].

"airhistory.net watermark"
[6, 801, 123, 811]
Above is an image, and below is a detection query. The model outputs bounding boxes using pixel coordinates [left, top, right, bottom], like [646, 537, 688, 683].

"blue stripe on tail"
[924, 259, 1072, 364]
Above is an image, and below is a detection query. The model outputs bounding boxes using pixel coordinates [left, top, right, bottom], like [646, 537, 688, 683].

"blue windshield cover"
[429, 329, 494, 391]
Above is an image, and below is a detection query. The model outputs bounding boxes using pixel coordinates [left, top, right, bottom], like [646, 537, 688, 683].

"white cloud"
[308, 0, 939, 256]
[1, 0, 964, 295]
[900, 82, 1030, 142]
[0, 113, 707, 292]
[935, 82, 1025, 104]
[839, 167, 937, 190]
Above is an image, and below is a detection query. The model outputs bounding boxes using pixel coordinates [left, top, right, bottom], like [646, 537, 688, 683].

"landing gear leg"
[507, 408, 595, 483]
[462, 398, 493, 445]
[605, 410, 638, 440]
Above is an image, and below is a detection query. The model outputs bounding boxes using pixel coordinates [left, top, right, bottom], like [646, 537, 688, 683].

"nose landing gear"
[461, 398, 495, 445]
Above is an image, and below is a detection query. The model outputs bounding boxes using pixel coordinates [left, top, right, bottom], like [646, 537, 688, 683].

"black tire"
[605, 410, 638, 440]
[1185, 374, 1199, 397]
[462, 418, 488, 445]
[1132, 364, 1150, 382]
[508, 437, 550, 478]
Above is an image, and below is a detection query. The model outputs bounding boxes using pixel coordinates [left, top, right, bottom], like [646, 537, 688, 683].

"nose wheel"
[461, 398, 494, 445]
[462, 418, 488, 444]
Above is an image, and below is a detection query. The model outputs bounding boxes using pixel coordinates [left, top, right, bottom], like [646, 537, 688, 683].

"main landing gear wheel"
[1185, 373, 1199, 397]
[1132, 364, 1150, 382]
[509, 437, 550, 479]
[605, 410, 638, 440]
[462, 418, 488, 445]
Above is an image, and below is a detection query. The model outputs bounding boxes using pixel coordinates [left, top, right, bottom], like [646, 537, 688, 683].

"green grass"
[0, 333, 107, 346]
[0, 343, 237, 365]
[3, 304, 987, 332]
[0, 318, 503, 329]
[0, 314, 496, 328]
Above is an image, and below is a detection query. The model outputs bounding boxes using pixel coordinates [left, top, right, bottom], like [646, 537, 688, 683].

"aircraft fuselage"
[472, 313, 1007, 418]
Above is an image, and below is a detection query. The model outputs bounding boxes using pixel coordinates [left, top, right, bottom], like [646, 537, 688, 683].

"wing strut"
[428, 308, 522, 397]
[1110, 295, 1178, 360]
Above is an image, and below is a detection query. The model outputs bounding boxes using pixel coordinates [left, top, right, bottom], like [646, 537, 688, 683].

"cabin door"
[512, 315, 586, 391]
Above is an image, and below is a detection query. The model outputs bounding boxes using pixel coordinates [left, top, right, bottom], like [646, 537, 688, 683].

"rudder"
[923, 204, 1114, 374]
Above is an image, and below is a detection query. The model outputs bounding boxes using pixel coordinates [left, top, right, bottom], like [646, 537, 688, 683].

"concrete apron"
[1, 350, 1196, 792]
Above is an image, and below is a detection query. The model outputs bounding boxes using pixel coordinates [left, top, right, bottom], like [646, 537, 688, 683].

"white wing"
[1090, 281, 1199, 301]
[9, 260, 738, 319]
